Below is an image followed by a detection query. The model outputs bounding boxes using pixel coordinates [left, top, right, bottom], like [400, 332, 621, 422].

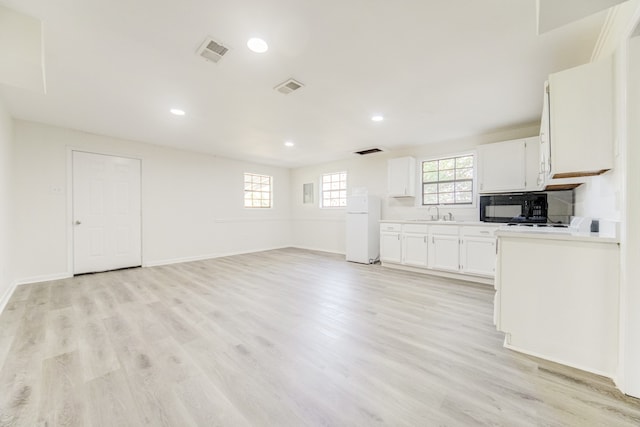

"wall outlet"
[49, 185, 64, 195]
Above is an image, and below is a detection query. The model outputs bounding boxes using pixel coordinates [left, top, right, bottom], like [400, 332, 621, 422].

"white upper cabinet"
[387, 157, 416, 197]
[524, 136, 541, 191]
[538, 86, 551, 188]
[478, 139, 526, 193]
[478, 137, 541, 193]
[547, 55, 614, 178]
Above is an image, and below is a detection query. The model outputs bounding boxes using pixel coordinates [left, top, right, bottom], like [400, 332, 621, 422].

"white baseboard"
[290, 245, 345, 255]
[0, 281, 18, 315]
[504, 339, 615, 380]
[380, 261, 493, 286]
[143, 246, 291, 267]
[14, 272, 72, 286]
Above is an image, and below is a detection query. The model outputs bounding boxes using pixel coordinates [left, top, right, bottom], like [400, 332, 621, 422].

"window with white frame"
[244, 173, 272, 208]
[421, 154, 474, 205]
[321, 171, 347, 208]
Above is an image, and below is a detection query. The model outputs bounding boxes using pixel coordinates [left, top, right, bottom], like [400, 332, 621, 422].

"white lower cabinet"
[380, 224, 402, 263]
[460, 226, 497, 276]
[460, 236, 496, 276]
[428, 234, 460, 272]
[402, 224, 429, 267]
[380, 222, 498, 282]
[428, 225, 460, 272]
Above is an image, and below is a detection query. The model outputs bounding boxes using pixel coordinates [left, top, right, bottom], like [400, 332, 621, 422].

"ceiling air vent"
[355, 148, 383, 155]
[274, 78, 304, 95]
[197, 37, 229, 63]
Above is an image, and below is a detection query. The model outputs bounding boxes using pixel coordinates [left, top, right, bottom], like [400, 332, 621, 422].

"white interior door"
[73, 151, 141, 274]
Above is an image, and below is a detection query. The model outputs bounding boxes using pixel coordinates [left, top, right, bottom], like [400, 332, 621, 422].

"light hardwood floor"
[0, 248, 639, 426]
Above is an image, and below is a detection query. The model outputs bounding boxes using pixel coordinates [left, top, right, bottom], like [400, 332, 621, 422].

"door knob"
[75, 220, 82, 225]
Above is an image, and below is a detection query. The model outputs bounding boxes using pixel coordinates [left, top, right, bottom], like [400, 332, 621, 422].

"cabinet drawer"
[429, 225, 459, 236]
[380, 223, 402, 232]
[461, 226, 498, 237]
[403, 224, 429, 234]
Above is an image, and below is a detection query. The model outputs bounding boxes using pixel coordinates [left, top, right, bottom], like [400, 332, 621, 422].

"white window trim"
[319, 171, 348, 209]
[243, 172, 273, 209]
[416, 150, 478, 208]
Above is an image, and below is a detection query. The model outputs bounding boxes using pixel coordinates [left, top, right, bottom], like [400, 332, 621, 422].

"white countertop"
[496, 228, 619, 244]
[380, 220, 619, 243]
[379, 220, 497, 227]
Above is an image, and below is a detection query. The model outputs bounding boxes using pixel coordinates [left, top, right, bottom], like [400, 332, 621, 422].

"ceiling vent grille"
[197, 37, 229, 63]
[274, 78, 304, 95]
[354, 148, 383, 155]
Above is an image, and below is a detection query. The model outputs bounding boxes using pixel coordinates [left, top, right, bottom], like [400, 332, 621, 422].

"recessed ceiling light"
[284, 141, 295, 147]
[170, 108, 186, 116]
[371, 115, 384, 122]
[247, 37, 268, 53]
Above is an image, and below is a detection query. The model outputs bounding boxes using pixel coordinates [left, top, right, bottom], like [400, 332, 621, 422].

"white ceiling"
[537, 0, 627, 34]
[0, 0, 610, 168]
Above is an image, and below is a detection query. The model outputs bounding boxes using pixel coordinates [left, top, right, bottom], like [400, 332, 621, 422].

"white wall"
[12, 121, 291, 282]
[0, 99, 14, 309]
[290, 125, 539, 254]
[0, 5, 45, 93]
[590, 0, 640, 398]
[622, 29, 640, 399]
[574, 0, 640, 223]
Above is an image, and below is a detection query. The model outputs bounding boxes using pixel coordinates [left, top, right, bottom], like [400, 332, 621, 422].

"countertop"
[379, 220, 498, 227]
[495, 228, 619, 244]
[380, 220, 619, 243]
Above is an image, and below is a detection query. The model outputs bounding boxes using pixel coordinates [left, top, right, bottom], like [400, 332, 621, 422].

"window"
[321, 171, 347, 208]
[422, 154, 474, 205]
[244, 173, 272, 208]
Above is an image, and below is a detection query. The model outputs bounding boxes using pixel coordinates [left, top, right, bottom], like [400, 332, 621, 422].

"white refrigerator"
[345, 195, 380, 264]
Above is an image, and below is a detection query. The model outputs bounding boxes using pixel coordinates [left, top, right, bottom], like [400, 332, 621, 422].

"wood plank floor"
[0, 248, 639, 426]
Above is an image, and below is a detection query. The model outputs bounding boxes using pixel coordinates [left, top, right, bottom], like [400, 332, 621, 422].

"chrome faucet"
[444, 212, 454, 221]
[427, 206, 440, 221]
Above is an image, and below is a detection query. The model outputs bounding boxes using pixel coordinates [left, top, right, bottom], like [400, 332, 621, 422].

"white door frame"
[66, 147, 143, 275]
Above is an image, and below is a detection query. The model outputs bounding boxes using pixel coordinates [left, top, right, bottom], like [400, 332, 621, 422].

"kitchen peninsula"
[495, 227, 620, 378]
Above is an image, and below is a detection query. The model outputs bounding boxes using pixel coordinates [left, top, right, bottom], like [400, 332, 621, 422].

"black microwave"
[480, 193, 548, 223]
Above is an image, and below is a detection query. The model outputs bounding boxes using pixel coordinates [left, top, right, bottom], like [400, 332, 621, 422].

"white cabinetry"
[379, 222, 498, 282]
[496, 233, 619, 377]
[478, 139, 526, 193]
[538, 84, 551, 188]
[547, 55, 613, 178]
[460, 226, 496, 276]
[524, 137, 541, 191]
[478, 137, 541, 193]
[402, 224, 428, 267]
[387, 157, 416, 197]
[428, 225, 460, 272]
[380, 223, 402, 263]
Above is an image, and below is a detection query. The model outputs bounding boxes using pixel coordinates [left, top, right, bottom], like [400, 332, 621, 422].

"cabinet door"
[538, 83, 551, 188]
[380, 232, 402, 263]
[428, 234, 459, 272]
[460, 236, 496, 277]
[524, 137, 541, 191]
[548, 55, 613, 177]
[387, 157, 416, 197]
[403, 234, 428, 267]
[478, 139, 526, 193]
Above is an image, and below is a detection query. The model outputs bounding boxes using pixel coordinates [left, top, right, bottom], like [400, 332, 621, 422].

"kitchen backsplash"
[547, 190, 574, 224]
[382, 189, 575, 223]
